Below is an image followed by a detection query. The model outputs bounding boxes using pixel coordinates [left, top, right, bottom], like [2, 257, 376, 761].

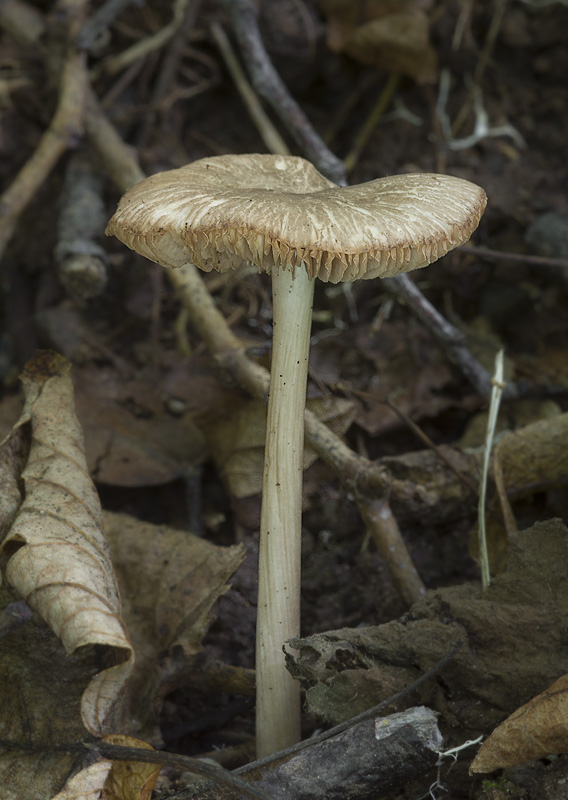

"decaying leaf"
[102, 735, 161, 800]
[0, 604, 108, 800]
[0, 351, 133, 736]
[74, 363, 211, 487]
[470, 673, 568, 773]
[204, 395, 356, 499]
[103, 510, 246, 742]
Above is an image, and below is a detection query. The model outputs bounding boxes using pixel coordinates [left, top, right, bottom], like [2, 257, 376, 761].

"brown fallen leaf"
[0, 351, 133, 737]
[74, 363, 211, 487]
[103, 510, 246, 743]
[470, 673, 568, 773]
[102, 735, 160, 800]
[46, 736, 160, 800]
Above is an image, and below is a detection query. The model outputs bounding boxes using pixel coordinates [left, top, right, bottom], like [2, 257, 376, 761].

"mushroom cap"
[106, 154, 486, 284]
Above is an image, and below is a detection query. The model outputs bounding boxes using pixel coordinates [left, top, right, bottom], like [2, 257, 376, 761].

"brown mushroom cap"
[106, 154, 486, 284]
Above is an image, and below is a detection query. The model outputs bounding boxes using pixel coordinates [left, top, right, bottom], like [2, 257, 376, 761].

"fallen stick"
[0, 0, 88, 260]
[166, 706, 443, 800]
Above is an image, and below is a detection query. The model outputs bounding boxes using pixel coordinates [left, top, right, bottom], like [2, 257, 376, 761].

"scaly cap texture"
[106, 154, 487, 283]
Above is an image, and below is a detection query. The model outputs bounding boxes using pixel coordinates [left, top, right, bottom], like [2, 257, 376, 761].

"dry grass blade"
[0, 351, 133, 736]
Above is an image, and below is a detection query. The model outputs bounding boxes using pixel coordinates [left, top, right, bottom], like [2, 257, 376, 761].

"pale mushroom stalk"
[256, 266, 314, 756]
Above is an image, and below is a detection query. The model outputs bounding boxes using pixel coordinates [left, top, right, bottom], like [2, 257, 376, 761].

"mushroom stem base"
[256, 266, 315, 758]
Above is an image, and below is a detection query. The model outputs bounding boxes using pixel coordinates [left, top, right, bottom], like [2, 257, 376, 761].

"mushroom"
[106, 154, 487, 757]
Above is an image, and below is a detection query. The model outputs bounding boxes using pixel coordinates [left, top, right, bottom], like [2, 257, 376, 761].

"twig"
[85, 85, 145, 190]
[384, 273, 497, 398]
[344, 72, 400, 173]
[0, 740, 275, 800]
[356, 495, 426, 604]
[437, 69, 525, 152]
[211, 21, 290, 157]
[56, 149, 108, 299]
[219, 0, 347, 185]
[460, 244, 568, 271]
[98, 0, 192, 76]
[0, 5, 87, 260]
[136, 0, 205, 147]
[92, 742, 276, 800]
[76, 0, 134, 51]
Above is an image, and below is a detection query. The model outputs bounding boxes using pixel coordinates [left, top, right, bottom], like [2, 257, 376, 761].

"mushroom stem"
[256, 265, 315, 758]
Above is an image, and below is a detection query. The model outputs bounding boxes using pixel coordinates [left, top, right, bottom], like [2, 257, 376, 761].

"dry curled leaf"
[470, 673, 568, 773]
[0, 351, 133, 737]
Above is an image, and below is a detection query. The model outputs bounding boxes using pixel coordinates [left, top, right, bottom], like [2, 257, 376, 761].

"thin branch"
[211, 21, 290, 157]
[98, 0, 192, 76]
[219, 0, 347, 185]
[344, 72, 400, 173]
[460, 244, 568, 271]
[0, 8, 87, 259]
[385, 273, 497, 398]
[0, 740, 275, 800]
